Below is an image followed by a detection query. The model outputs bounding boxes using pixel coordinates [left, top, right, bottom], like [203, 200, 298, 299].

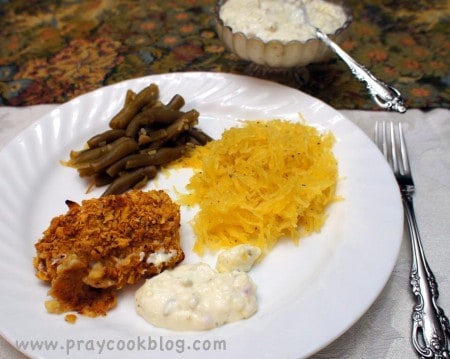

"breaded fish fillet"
[34, 190, 184, 317]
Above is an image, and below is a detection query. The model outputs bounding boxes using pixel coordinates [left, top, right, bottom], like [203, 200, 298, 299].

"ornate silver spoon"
[300, 1, 407, 113]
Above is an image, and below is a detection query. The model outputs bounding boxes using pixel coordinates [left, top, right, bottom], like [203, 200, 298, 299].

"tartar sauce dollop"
[220, 0, 348, 43]
[135, 263, 258, 331]
[216, 244, 261, 273]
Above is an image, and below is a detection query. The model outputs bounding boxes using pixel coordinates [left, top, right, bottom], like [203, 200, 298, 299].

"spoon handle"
[316, 29, 406, 113]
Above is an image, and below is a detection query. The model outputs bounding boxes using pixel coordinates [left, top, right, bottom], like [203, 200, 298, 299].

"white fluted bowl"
[215, 0, 352, 68]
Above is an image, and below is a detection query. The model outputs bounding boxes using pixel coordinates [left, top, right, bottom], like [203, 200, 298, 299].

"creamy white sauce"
[145, 249, 178, 266]
[216, 244, 261, 273]
[220, 0, 347, 43]
[135, 263, 258, 331]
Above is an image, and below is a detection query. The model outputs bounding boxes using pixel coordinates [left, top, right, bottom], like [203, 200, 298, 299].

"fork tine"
[374, 121, 386, 157]
[398, 122, 411, 176]
[382, 121, 391, 167]
[374, 121, 380, 149]
[389, 122, 400, 175]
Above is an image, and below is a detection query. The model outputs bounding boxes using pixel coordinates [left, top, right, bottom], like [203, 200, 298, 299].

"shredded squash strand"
[175, 119, 338, 256]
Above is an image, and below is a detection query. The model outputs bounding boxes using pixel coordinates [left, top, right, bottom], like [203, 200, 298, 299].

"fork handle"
[402, 193, 450, 358]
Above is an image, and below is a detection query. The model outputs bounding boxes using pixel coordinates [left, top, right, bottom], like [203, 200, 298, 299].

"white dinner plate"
[0, 72, 403, 359]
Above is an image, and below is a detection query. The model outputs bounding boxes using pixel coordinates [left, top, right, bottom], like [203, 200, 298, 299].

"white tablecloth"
[1, 106, 449, 359]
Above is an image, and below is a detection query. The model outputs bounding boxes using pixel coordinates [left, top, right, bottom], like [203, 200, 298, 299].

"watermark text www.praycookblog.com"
[16, 335, 227, 355]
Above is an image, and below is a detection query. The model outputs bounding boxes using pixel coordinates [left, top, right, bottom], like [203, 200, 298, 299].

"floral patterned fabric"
[0, 0, 448, 109]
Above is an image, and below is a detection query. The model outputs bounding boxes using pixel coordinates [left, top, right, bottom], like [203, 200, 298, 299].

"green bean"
[104, 145, 185, 177]
[87, 129, 126, 149]
[101, 166, 157, 197]
[69, 137, 130, 166]
[145, 110, 200, 150]
[144, 100, 163, 111]
[152, 107, 186, 125]
[124, 89, 136, 106]
[125, 107, 184, 138]
[172, 133, 190, 145]
[132, 176, 150, 190]
[166, 94, 185, 110]
[94, 173, 114, 187]
[187, 128, 213, 145]
[77, 138, 139, 177]
[153, 145, 187, 165]
[104, 154, 133, 178]
[122, 153, 155, 169]
[109, 83, 159, 129]
[138, 127, 167, 143]
[127, 145, 187, 168]
[105, 146, 186, 173]
[68, 148, 104, 165]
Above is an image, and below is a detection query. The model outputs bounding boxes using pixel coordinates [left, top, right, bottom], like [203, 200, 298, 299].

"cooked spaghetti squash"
[176, 119, 338, 255]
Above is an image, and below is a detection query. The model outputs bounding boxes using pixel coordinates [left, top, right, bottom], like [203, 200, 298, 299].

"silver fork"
[374, 121, 450, 358]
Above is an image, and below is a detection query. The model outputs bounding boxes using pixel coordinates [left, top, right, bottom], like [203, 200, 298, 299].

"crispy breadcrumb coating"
[34, 190, 184, 317]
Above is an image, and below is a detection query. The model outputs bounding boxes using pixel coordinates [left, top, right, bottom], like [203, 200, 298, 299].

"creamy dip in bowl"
[215, 0, 352, 68]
